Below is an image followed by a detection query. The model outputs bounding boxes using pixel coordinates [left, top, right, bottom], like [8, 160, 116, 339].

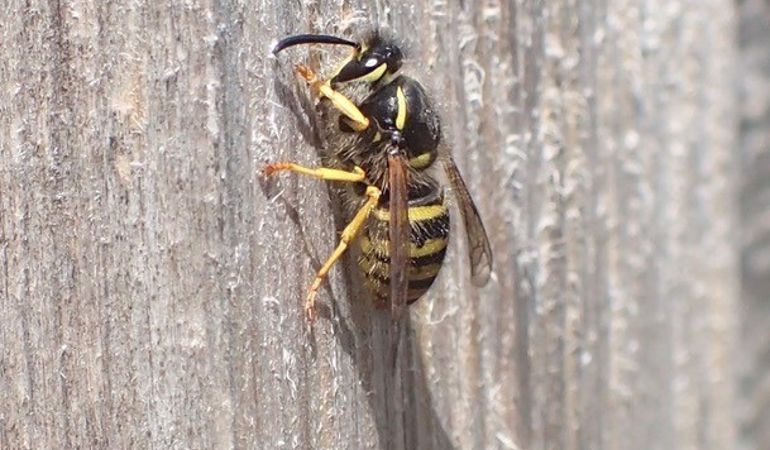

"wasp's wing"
[387, 153, 410, 369]
[443, 156, 493, 286]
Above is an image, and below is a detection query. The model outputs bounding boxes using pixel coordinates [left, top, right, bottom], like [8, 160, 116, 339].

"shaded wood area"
[0, 1, 741, 449]
[738, 1, 770, 449]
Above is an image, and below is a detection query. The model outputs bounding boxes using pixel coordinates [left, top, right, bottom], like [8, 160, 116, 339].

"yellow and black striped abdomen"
[358, 193, 450, 307]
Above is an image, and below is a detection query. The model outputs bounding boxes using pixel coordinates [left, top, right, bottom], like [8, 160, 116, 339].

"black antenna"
[272, 34, 359, 55]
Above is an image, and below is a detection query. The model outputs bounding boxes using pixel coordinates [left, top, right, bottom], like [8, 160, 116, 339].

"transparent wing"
[443, 156, 493, 286]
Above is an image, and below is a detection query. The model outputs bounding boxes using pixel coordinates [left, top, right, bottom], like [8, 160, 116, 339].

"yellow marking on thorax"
[372, 204, 445, 222]
[396, 86, 407, 130]
[359, 235, 448, 258]
[408, 152, 434, 169]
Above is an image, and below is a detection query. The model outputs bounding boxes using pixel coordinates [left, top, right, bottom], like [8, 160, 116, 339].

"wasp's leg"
[304, 185, 380, 322]
[295, 64, 370, 132]
[263, 162, 365, 183]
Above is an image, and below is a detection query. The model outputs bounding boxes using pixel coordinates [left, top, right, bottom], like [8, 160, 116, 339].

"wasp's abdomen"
[358, 192, 450, 306]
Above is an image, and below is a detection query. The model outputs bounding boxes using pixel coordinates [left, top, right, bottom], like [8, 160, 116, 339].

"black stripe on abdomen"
[359, 198, 450, 304]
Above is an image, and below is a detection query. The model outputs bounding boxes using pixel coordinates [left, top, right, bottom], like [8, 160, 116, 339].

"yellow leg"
[263, 162, 366, 182]
[296, 64, 370, 131]
[304, 185, 381, 322]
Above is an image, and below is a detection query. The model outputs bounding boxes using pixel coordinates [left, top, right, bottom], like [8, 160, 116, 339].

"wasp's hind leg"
[263, 164, 377, 322]
[295, 64, 370, 132]
[303, 185, 380, 322]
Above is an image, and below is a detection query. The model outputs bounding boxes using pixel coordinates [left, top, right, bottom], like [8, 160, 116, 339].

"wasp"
[265, 32, 492, 323]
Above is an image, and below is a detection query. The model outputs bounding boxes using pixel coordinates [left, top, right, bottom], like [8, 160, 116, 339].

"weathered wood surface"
[0, 1, 741, 449]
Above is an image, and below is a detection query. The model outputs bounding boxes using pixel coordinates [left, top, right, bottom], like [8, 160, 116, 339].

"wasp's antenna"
[272, 34, 360, 55]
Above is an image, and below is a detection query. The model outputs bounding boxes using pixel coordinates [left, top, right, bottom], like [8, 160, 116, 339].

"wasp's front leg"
[295, 64, 370, 132]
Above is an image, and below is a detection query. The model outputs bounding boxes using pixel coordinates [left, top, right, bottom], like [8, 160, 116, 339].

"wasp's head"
[332, 35, 402, 84]
[273, 33, 403, 84]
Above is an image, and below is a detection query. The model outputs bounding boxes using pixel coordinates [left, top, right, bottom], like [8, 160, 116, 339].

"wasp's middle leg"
[263, 163, 378, 322]
[263, 162, 366, 182]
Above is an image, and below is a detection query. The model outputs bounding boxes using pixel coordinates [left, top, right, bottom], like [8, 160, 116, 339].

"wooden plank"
[0, 1, 740, 449]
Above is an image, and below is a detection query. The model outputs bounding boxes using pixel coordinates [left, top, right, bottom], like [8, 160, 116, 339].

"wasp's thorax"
[355, 78, 440, 164]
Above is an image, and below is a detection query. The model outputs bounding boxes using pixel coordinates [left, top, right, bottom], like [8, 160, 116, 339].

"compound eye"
[364, 58, 380, 68]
